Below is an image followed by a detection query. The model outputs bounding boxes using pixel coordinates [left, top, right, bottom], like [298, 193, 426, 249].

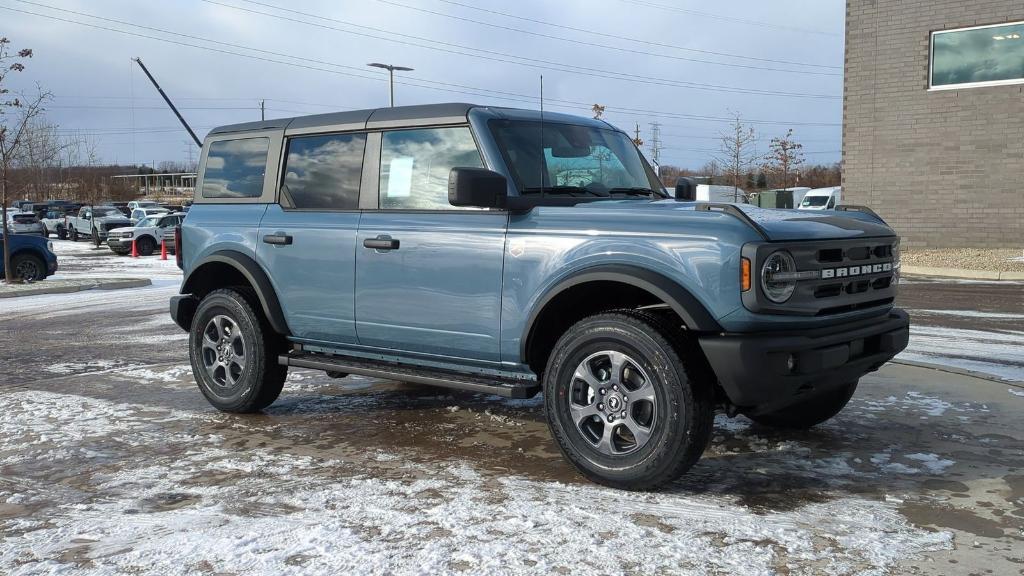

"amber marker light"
[741, 257, 751, 292]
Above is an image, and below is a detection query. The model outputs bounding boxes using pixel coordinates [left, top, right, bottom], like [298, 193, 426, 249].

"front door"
[355, 126, 507, 363]
[256, 132, 367, 344]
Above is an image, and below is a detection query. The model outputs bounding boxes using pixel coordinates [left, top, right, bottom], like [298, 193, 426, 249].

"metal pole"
[260, 99, 265, 121]
[389, 69, 394, 107]
[132, 57, 201, 147]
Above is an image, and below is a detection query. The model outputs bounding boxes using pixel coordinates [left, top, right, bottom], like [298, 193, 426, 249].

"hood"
[96, 215, 131, 223]
[570, 199, 895, 241]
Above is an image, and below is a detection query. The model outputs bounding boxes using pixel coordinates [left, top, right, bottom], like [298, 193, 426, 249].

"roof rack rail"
[835, 204, 886, 223]
[694, 202, 769, 240]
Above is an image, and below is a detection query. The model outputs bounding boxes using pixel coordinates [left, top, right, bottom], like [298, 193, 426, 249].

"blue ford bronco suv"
[171, 103, 909, 490]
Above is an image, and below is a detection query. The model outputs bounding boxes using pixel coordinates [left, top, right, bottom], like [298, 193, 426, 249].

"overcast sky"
[3, 0, 844, 170]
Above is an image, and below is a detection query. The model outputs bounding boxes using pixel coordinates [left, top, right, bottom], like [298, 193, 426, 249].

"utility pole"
[132, 58, 201, 147]
[632, 123, 644, 148]
[260, 99, 265, 121]
[367, 62, 414, 107]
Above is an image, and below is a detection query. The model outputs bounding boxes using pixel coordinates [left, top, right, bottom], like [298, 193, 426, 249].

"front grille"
[743, 236, 899, 316]
[105, 223, 127, 232]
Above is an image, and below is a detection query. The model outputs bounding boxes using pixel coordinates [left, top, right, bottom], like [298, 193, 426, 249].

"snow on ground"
[0, 389, 953, 576]
[899, 325, 1024, 383]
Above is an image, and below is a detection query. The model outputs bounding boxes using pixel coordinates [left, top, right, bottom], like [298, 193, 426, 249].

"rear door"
[354, 126, 508, 363]
[256, 131, 368, 345]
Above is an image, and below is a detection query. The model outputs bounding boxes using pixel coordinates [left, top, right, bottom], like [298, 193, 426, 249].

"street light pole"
[368, 63, 414, 107]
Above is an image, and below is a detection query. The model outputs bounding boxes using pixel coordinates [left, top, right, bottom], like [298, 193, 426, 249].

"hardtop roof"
[206, 102, 619, 137]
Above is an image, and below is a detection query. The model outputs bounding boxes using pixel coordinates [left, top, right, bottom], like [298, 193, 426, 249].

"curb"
[902, 265, 1024, 281]
[0, 278, 152, 299]
[891, 358, 1023, 388]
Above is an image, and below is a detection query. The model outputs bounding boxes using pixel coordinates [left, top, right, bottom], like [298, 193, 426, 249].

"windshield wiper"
[521, 185, 607, 197]
[607, 187, 664, 198]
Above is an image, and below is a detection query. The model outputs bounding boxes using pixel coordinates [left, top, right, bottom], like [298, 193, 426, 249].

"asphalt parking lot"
[1, 241, 1022, 575]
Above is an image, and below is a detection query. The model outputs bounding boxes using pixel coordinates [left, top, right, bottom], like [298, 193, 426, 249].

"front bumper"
[698, 308, 909, 414]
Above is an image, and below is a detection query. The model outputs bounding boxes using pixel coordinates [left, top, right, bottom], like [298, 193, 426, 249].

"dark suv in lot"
[171, 103, 909, 489]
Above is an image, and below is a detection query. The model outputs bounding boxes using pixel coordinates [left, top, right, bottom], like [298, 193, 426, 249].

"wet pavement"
[0, 242, 1022, 574]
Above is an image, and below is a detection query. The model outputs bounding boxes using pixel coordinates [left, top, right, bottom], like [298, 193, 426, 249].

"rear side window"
[282, 133, 366, 210]
[378, 127, 482, 210]
[202, 138, 270, 198]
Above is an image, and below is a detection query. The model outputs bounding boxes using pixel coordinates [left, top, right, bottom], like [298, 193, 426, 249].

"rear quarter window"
[202, 137, 270, 198]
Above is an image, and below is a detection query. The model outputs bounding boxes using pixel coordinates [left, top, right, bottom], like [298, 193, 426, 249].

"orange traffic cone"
[160, 238, 168, 260]
[131, 238, 138, 258]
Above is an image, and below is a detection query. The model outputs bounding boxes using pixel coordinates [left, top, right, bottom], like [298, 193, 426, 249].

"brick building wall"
[843, 0, 1024, 248]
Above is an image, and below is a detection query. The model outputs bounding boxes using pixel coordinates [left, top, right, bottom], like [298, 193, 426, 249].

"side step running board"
[279, 352, 540, 399]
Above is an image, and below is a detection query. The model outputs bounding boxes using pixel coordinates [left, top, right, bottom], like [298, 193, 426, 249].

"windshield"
[137, 217, 161, 228]
[801, 195, 830, 207]
[94, 208, 123, 217]
[489, 120, 662, 197]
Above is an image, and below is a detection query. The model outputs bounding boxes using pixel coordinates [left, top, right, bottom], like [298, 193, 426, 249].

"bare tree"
[765, 129, 804, 190]
[1, 38, 51, 283]
[715, 112, 759, 202]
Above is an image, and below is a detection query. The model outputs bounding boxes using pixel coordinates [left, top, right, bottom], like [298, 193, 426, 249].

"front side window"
[282, 133, 366, 210]
[378, 127, 483, 210]
[931, 22, 1024, 88]
[489, 120, 661, 197]
[202, 137, 270, 198]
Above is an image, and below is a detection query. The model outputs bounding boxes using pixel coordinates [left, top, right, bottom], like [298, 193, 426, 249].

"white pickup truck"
[66, 205, 132, 244]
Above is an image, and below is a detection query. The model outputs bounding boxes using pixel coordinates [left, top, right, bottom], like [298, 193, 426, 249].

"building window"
[931, 21, 1024, 89]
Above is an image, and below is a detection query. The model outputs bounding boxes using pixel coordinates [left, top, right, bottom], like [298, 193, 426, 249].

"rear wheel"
[57, 226, 67, 240]
[189, 288, 287, 413]
[543, 311, 714, 490]
[68, 226, 77, 242]
[747, 380, 859, 429]
[11, 253, 46, 282]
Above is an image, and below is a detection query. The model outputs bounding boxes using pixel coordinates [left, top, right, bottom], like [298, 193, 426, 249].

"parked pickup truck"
[66, 205, 132, 244]
[170, 103, 910, 490]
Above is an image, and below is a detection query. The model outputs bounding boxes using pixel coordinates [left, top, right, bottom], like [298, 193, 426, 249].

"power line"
[202, 0, 839, 99]
[618, 0, 841, 37]
[3, 3, 841, 128]
[427, 0, 840, 69]
[374, 0, 840, 76]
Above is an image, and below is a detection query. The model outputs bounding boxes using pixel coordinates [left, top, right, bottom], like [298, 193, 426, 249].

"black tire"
[11, 253, 46, 282]
[136, 236, 156, 256]
[189, 288, 287, 413]
[57, 226, 67, 240]
[747, 380, 859, 429]
[68, 226, 77, 242]
[543, 311, 714, 491]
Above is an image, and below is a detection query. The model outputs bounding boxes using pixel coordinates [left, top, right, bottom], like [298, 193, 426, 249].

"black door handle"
[363, 237, 400, 250]
[263, 233, 293, 245]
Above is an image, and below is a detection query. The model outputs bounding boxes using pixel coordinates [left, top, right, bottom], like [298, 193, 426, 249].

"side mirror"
[674, 177, 696, 201]
[448, 167, 507, 209]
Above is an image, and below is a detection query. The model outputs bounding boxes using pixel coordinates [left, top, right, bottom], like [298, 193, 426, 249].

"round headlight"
[761, 251, 797, 303]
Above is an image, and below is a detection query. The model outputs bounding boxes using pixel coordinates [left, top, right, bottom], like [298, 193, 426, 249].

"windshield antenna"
[539, 74, 545, 198]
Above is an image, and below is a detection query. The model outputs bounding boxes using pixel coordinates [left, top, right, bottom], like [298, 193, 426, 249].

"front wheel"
[136, 236, 155, 256]
[747, 381, 859, 429]
[68, 227, 77, 242]
[189, 288, 287, 413]
[543, 311, 714, 491]
[57, 226, 67, 240]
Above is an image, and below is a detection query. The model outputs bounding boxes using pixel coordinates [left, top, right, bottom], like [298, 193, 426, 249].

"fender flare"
[520, 264, 722, 361]
[182, 250, 290, 335]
